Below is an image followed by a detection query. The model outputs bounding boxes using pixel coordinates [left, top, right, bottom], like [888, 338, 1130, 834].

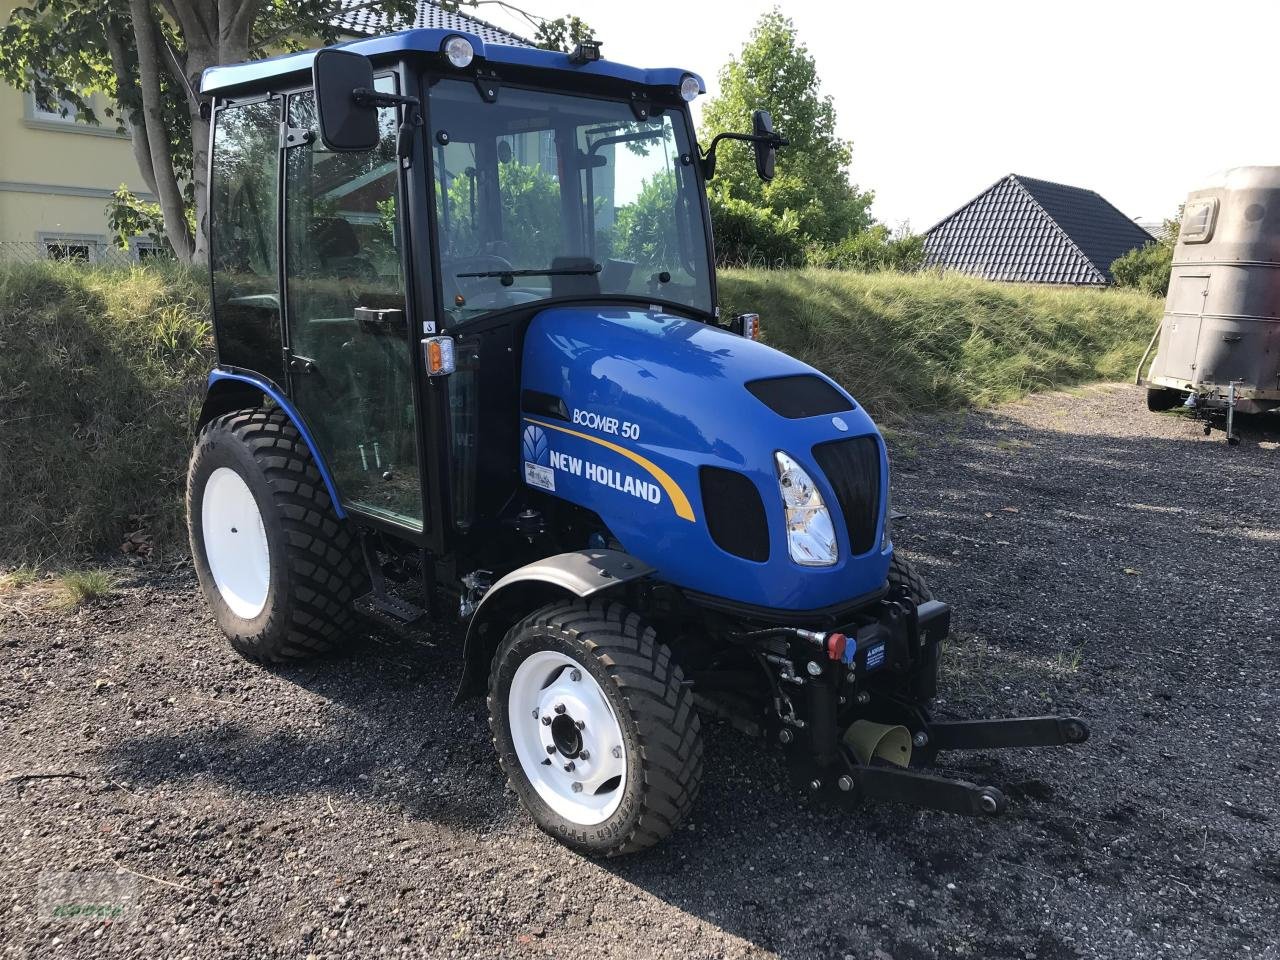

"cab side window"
[210, 98, 284, 383]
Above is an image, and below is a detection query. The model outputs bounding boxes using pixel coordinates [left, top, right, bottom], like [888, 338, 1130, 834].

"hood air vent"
[746, 375, 853, 419]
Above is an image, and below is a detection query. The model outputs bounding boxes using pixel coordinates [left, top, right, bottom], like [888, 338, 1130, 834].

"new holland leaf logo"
[522, 424, 550, 466]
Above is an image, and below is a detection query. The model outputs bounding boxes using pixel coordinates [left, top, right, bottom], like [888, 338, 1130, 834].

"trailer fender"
[198, 369, 347, 519]
[454, 549, 655, 702]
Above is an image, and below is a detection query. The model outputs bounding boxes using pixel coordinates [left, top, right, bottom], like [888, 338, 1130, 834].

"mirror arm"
[699, 130, 789, 181]
[351, 87, 425, 164]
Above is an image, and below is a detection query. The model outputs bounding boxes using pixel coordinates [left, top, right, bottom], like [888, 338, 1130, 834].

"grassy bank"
[0, 263, 1160, 562]
[0, 263, 211, 563]
[720, 268, 1161, 422]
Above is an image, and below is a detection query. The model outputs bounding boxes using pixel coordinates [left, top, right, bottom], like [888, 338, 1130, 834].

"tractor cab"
[190, 27, 1089, 856]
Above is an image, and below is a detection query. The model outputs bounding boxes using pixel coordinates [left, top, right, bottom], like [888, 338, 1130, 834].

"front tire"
[887, 552, 933, 604]
[488, 600, 703, 856]
[187, 408, 366, 662]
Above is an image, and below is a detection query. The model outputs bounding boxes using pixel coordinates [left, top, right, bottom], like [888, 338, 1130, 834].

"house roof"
[923, 174, 1154, 285]
[332, 0, 532, 47]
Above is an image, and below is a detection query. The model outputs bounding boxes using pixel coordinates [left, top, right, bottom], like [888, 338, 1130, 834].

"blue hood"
[519, 307, 892, 612]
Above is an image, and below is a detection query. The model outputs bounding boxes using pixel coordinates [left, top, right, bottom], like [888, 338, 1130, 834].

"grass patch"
[0, 564, 40, 591]
[56, 568, 117, 608]
[720, 268, 1162, 423]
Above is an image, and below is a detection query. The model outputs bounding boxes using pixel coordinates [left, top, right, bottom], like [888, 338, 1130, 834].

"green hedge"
[0, 263, 1161, 561]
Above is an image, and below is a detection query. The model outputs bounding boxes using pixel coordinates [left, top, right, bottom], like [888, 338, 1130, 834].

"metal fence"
[0, 239, 171, 268]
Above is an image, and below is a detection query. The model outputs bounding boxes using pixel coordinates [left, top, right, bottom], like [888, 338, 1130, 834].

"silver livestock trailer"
[1139, 166, 1280, 443]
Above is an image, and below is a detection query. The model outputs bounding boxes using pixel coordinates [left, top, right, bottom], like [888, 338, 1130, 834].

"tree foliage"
[1111, 210, 1181, 297]
[699, 10, 874, 254]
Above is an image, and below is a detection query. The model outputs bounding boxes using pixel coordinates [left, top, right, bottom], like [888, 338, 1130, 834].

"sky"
[476, 0, 1280, 231]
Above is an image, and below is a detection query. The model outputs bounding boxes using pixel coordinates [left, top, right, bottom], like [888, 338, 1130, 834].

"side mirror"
[752, 109, 776, 181]
[313, 49, 379, 152]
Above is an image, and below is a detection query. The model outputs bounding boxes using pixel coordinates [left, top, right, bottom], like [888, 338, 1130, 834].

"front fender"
[453, 549, 654, 702]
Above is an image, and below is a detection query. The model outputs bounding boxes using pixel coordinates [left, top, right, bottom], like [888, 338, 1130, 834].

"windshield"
[428, 78, 713, 324]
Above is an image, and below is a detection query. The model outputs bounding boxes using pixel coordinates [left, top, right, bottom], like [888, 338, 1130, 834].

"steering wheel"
[441, 253, 516, 310]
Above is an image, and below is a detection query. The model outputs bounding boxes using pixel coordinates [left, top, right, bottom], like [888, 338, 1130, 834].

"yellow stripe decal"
[524, 417, 696, 523]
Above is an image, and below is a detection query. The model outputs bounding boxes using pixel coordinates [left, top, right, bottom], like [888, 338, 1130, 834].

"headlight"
[679, 74, 701, 102]
[442, 35, 475, 69]
[774, 451, 838, 566]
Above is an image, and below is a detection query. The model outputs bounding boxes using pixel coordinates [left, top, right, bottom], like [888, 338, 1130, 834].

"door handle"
[355, 306, 406, 337]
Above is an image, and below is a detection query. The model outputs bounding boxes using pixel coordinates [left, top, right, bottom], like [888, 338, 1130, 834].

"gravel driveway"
[3, 384, 1278, 960]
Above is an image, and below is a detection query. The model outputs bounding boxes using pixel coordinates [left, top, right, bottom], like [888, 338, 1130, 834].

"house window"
[38, 233, 106, 262]
[131, 239, 170, 262]
[30, 89, 83, 125]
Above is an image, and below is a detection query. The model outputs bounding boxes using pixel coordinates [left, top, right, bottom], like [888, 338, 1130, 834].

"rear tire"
[887, 552, 933, 604]
[488, 600, 703, 856]
[187, 408, 366, 662]
[1147, 387, 1182, 412]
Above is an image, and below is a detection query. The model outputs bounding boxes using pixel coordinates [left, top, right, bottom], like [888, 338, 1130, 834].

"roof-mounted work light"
[679, 74, 701, 102]
[442, 35, 475, 68]
[569, 40, 602, 64]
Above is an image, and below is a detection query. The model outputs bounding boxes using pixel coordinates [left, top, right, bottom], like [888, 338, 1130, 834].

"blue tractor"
[189, 27, 1089, 855]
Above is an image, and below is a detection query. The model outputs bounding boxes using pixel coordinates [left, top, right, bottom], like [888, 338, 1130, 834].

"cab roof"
[200, 28, 705, 97]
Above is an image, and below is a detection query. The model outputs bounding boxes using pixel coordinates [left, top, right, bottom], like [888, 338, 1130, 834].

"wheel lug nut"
[611, 746, 622, 759]
[563, 761, 575, 772]
[531, 709, 539, 719]
[569, 669, 581, 681]
[575, 720, 585, 730]
[546, 744, 556, 754]
[571, 782, 583, 793]
[541, 716, 552, 726]
[541, 758, 551, 766]
[554, 703, 566, 714]
[579, 750, 590, 761]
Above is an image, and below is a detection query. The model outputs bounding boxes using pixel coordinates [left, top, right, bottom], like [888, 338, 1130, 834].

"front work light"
[679, 74, 701, 102]
[442, 35, 475, 68]
[774, 451, 838, 566]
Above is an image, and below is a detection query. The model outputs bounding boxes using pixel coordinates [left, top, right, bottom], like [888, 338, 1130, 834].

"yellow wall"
[0, 0, 155, 256]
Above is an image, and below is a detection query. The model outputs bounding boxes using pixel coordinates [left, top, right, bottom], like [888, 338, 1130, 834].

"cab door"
[282, 80, 426, 532]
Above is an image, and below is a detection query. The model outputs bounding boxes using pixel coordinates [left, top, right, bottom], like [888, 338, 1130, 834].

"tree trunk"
[129, 0, 196, 261]
[188, 110, 211, 265]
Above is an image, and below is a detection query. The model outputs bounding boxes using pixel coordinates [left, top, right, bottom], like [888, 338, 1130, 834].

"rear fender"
[198, 370, 346, 519]
[453, 549, 654, 702]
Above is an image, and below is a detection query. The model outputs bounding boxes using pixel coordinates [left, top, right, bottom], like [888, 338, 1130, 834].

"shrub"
[1111, 241, 1173, 298]
[805, 226, 925, 272]
[708, 190, 806, 266]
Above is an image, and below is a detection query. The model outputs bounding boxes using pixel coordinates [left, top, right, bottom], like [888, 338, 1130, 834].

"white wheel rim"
[508, 651, 627, 826]
[201, 467, 271, 621]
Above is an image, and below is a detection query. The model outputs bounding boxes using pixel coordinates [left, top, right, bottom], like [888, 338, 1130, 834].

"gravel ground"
[2, 383, 1278, 960]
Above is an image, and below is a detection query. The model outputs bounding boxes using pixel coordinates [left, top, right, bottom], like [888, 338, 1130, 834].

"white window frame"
[129, 237, 170, 262]
[37, 231, 108, 262]
[27, 88, 83, 126]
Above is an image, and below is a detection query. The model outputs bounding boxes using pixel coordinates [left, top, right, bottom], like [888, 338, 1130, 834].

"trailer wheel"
[888, 552, 933, 604]
[187, 408, 366, 662]
[488, 600, 703, 856]
[1146, 387, 1182, 412]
